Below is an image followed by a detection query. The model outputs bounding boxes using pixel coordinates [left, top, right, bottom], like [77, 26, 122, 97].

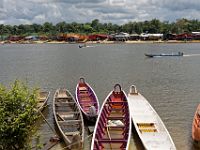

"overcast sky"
[0, 0, 200, 25]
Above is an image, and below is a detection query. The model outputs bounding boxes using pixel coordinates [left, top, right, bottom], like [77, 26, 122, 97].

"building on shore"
[192, 32, 200, 40]
[175, 33, 193, 40]
[88, 34, 108, 41]
[111, 32, 130, 41]
[24, 36, 39, 41]
[140, 33, 163, 40]
[129, 34, 140, 40]
[9, 35, 24, 41]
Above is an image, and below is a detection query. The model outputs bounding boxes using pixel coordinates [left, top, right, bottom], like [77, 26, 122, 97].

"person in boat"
[178, 52, 184, 56]
[79, 43, 87, 48]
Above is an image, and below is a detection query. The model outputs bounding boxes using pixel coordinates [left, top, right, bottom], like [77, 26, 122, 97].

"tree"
[0, 80, 38, 150]
[91, 19, 100, 32]
[31, 23, 43, 34]
[42, 22, 55, 34]
[149, 19, 161, 33]
[0, 24, 5, 40]
[55, 21, 67, 33]
[122, 22, 134, 34]
[83, 24, 93, 34]
[134, 22, 143, 34]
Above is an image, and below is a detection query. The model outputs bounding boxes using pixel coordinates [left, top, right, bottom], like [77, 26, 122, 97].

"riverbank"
[1, 40, 200, 44]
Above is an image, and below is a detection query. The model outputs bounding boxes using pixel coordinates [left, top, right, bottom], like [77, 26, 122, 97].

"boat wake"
[184, 54, 200, 57]
[86, 46, 95, 48]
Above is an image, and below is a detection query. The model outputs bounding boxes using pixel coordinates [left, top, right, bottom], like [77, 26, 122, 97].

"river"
[0, 43, 200, 150]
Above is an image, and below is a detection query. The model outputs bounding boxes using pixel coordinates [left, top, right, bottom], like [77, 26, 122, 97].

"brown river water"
[0, 43, 200, 150]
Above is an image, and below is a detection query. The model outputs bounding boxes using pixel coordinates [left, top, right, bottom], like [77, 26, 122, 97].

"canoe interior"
[54, 89, 84, 148]
[77, 80, 99, 117]
[93, 90, 130, 149]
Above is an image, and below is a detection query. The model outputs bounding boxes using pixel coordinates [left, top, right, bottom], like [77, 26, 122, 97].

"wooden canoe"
[127, 85, 176, 150]
[36, 90, 50, 112]
[192, 104, 200, 142]
[91, 84, 131, 150]
[145, 52, 184, 58]
[76, 77, 99, 122]
[53, 88, 85, 149]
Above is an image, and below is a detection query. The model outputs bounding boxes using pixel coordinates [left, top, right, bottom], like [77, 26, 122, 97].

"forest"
[0, 18, 199, 36]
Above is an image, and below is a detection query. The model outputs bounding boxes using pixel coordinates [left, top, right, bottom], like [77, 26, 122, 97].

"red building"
[175, 33, 193, 40]
[9, 35, 24, 41]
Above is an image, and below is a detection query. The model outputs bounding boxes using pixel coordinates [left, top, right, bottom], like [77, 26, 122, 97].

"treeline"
[0, 18, 200, 36]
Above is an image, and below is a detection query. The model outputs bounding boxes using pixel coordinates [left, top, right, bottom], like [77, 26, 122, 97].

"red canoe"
[192, 104, 200, 141]
[91, 84, 131, 150]
[76, 77, 99, 122]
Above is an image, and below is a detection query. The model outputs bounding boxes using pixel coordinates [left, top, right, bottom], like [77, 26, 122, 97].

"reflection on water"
[1, 43, 200, 149]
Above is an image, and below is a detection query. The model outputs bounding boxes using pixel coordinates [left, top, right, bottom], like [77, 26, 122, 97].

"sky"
[0, 0, 200, 25]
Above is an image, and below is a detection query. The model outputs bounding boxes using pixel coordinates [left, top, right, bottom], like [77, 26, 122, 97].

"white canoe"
[127, 85, 176, 150]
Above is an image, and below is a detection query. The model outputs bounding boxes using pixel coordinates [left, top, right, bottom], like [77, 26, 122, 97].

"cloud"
[0, 0, 200, 25]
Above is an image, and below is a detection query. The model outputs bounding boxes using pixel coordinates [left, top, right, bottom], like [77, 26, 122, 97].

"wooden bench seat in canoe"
[56, 112, 80, 120]
[58, 120, 82, 125]
[55, 97, 73, 102]
[79, 101, 97, 104]
[57, 94, 68, 99]
[98, 139, 127, 143]
[80, 97, 91, 100]
[107, 101, 127, 104]
[79, 87, 88, 94]
[108, 116, 125, 120]
[139, 128, 157, 133]
[65, 131, 80, 136]
[137, 123, 155, 127]
[57, 113, 74, 121]
[80, 91, 89, 95]
[109, 110, 124, 116]
[79, 92, 91, 96]
[55, 102, 75, 107]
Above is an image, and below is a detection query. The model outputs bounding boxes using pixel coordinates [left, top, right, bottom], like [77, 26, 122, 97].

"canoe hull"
[192, 104, 200, 141]
[37, 91, 50, 112]
[145, 52, 183, 58]
[128, 85, 176, 150]
[53, 88, 84, 149]
[76, 77, 99, 122]
[91, 84, 131, 150]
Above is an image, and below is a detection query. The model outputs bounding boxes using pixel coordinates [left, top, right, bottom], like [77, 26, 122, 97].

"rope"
[37, 109, 58, 136]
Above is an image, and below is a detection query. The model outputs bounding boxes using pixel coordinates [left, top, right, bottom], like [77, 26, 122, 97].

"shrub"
[0, 80, 38, 150]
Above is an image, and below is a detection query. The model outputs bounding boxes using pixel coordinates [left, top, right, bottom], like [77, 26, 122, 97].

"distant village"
[2, 32, 200, 44]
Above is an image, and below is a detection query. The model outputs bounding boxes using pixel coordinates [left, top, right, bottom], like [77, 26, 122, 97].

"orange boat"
[192, 104, 200, 142]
